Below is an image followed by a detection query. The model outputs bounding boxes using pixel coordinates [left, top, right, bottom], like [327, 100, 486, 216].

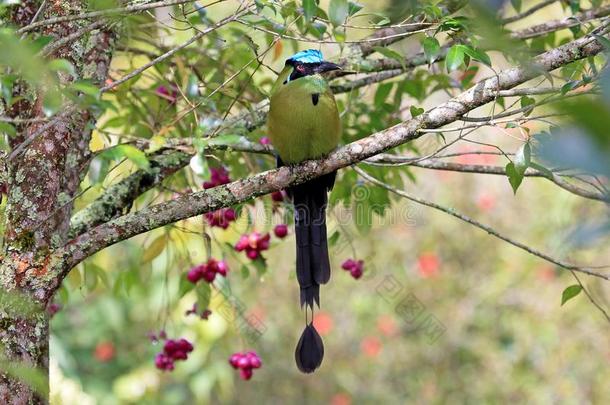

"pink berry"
[235, 236, 249, 251]
[202, 270, 216, 283]
[237, 357, 250, 369]
[240, 368, 253, 380]
[173, 350, 187, 360]
[216, 260, 228, 276]
[259, 136, 270, 145]
[351, 267, 363, 279]
[246, 249, 259, 260]
[341, 259, 356, 270]
[164, 339, 178, 355]
[186, 266, 203, 283]
[274, 224, 288, 238]
[178, 338, 194, 352]
[229, 354, 241, 369]
[248, 355, 262, 369]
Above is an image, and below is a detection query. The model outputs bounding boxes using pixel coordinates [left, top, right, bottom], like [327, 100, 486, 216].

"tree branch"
[16, 0, 205, 34]
[47, 32, 606, 283]
[371, 158, 609, 202]
[502, 0, 558, 25]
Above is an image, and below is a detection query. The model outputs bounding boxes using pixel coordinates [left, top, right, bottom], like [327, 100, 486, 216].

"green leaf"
[48, 59, 76, 77]
[514, 142, 531, 175]
[422, 37, 441, 64]
[0, 122, 16, 137]
[329, 0, 349, 26]
[374, 82, 393, 107]
[195, 282, 212, 309]
[410, 106, 424, 117]
[520, 95, 535, 116]
[141, 234, 167, 263]
[348, 1, 363, 16]
[510, 0, 521, 12]
[446, 45, 464, 72]
[505, 162, 523, 194]
[42, 89, 62, 117]
[71, 80, 100, 98]
[461, 46, 491, 67]
[302, 0, 317, 22]
[560, 284, 582, 306]
[104, 144, 150, 170]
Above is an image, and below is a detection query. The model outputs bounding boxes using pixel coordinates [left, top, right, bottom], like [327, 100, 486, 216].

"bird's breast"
[267, 76, 341, 164]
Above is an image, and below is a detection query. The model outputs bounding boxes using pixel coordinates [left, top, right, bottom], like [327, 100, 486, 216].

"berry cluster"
[273, 224, 288, 238]
[155, 85, 178, 104]
[229, 351, 262, 380]
[187, 258, 229, 284]
[185, 303, 212, 320]
[235, 232, 270, 260]
[204, 207, 237, 229]
[341, 259, 364, 279]
[203, 167, 231, 189]
[155, 338, 194, 371]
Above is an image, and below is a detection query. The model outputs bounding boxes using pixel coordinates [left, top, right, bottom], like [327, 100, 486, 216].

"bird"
[266, 49, 341, 373]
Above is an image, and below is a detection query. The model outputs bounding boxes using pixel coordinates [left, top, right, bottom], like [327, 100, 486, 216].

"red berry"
[246, 249, 259, 260]
[350, 267, 363, 279]
[186, 266, 203, 283]
[202, 269, 216, 283]
[341, 259, 356, 270]
[163, 340, 178, 355]
[229, 354, 241, 369]
[248, 355, 262, 369]
[216, 260, 228, 276]
[235, 235, 249, 251]
[271, 190, 284, 202]
[178, 338, 194, 352]
[240, 368, 253, 380]
[274, 224, 288, 238]
[237, 357, 250, 369]
[173, 350, 187, 360]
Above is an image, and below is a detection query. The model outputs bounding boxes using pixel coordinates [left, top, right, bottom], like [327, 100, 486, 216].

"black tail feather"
[295, 323, 324, 373]
[290, 172, 335, 309]
[279, 153, 335, 374]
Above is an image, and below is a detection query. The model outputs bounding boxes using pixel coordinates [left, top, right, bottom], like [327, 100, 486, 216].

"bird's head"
[281, 49, 341, 84]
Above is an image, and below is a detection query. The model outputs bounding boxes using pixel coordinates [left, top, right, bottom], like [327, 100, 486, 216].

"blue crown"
[288, 49, 324, 64]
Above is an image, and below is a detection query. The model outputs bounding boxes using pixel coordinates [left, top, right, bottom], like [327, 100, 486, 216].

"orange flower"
[418, 253, 440, 278]
[313, 311, 333, 336]
[376, 315, 398, 337]
[330, 393, 352, 405]
[361, 336, 382, 358]
[94, 341, 115, 362]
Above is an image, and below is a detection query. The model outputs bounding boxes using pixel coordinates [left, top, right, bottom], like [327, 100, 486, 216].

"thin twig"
[354, 166, 610, 321]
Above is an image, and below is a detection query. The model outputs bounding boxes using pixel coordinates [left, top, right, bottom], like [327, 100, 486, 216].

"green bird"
[267, 49, 341, 373]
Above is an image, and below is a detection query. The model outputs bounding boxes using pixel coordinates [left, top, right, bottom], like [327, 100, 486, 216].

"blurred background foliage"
[1, 0, 609, 403]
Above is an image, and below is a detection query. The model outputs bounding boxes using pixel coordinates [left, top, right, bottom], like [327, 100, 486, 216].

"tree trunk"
[0, 301, 48, 404]
[0, 2, 116, 403]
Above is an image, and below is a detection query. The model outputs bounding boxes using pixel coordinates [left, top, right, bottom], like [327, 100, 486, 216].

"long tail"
[290, 173, 335, 308]
[289, 171, 335, 373]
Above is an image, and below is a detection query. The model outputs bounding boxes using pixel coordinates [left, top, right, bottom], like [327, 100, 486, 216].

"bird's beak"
[315, 61, 342, 74]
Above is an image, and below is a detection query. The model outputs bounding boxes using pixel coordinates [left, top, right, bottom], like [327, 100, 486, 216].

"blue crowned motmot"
[267, 49, 341, 373]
